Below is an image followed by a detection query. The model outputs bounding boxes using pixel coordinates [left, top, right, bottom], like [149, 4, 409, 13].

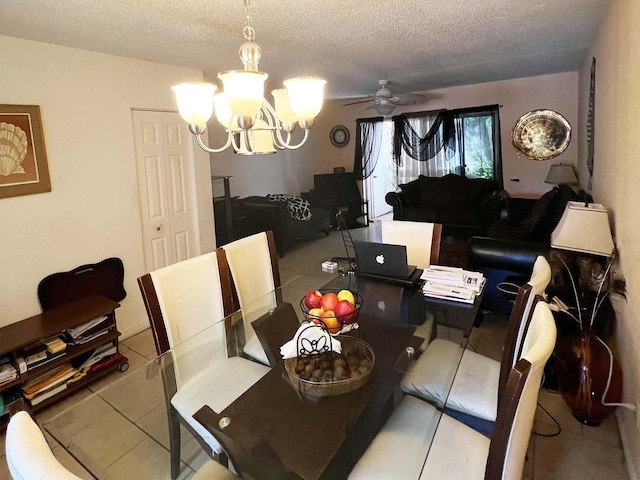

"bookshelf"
[0, 295, 128, 428]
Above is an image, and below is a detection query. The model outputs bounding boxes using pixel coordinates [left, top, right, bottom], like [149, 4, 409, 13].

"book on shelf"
[22, 364, 77, 398]
[66, 315, 110, 339]
[25, 349, 67, 370]
[28, 383, 67, 406]
[44, 336, 67, 354]
[0, 364, 18, 386]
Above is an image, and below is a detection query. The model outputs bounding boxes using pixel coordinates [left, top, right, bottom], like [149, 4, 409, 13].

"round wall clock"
[511, 109, 571, 160]
[330, 125, 350, 148]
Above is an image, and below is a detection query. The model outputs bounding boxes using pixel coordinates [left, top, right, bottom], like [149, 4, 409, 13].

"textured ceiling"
[0, 0, 609, 100]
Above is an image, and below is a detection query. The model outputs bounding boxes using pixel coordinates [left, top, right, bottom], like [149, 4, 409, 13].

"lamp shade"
[545, 164, 578, 185]
[218, 70, 268, 117]
[271, 89, 299, 125]
[284, 77, 326, 122]
[213, 93, 233, 129]
[235, 119, 276, 155]
[551, 202, 614, 256]
[172, 83, 217, 125]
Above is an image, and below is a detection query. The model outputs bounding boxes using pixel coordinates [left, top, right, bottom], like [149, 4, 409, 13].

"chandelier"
[172, 0, 326, 155]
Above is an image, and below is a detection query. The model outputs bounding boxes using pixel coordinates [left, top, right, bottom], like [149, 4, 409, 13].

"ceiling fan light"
[375, 103, 396, 115]
[218, 70, 268, 118]
[284, 77, 326, 124]
[171, 82, 217, 125]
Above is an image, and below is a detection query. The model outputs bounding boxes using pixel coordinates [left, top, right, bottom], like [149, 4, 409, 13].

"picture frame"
[0, 104, 51, 199]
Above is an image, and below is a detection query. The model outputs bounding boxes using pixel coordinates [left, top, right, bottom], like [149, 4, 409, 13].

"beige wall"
[578, 1, 640, 477]
[208, 71, 578, 199]
[0, 36, 215, 338]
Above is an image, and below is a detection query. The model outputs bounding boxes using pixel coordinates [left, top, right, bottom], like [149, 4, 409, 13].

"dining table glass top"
[42, 276, 481, 480]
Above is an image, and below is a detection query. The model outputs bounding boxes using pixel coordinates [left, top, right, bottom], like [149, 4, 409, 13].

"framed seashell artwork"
[0, 104, 51, 199]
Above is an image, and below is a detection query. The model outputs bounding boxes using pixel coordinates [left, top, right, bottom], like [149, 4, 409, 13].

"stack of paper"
[22, 364, 78, 405]
[66, 315, 112, 345]
[0, 364, 17, 386]
[421, 265, 486, 304]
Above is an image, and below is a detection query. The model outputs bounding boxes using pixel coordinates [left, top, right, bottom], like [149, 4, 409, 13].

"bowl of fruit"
[284, 335, 374, 397]
[300, 289, 362, 335]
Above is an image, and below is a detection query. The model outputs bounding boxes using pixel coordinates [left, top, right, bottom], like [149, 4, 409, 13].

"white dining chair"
[378, 219, 443, 349]
[138, 251, 270, 479]
[378, 220, 442, 270]
[5, 410, 82, 480]
[349, 300, 557, 480]
[401, 256, 551, 425]
[219, 231, 281, 365]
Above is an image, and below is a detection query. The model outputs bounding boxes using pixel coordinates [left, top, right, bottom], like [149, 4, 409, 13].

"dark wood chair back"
[498, 285, 541, 400]
[217, 230, 281, 313]
[137, 251, 236, 356]
[430, 224, 443, 265]
[485, 358, 532, 479]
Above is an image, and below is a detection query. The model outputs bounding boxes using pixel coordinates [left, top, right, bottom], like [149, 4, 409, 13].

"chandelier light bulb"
[171, 83, 217, 125]
[284, 77, 327, 126]
[171, 0, 326, 155]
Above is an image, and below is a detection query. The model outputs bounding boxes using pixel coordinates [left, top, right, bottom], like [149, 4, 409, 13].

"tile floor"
[0, 225, 630, 479]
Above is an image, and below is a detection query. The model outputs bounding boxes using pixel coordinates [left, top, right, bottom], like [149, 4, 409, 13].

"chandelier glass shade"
[172, 0, 326, 155]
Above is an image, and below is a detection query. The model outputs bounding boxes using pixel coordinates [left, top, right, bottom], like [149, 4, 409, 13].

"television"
[312, 173, 361, 208]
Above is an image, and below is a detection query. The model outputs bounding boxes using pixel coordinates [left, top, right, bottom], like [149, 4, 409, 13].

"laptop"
[353, 241, 421, 286]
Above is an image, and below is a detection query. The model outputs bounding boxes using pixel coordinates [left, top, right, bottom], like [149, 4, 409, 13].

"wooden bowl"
[284, 336, 374, 397]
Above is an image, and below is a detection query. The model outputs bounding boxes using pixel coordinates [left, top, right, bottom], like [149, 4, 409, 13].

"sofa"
[385, 174, 501, 236]
[468, 184, 593, 314]
[235, 196, 331, 255]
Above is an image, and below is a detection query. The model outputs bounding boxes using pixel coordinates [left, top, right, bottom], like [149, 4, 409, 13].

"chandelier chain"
[243, 0, 255, 41]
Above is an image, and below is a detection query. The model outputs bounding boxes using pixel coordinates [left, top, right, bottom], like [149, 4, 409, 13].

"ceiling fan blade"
[391, 93, 427, 106]
[343, 98, 376, 106]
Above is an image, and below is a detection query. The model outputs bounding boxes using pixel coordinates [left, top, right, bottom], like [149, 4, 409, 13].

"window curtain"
[353, 117, 384, 180]
[392, 104, 502, 187]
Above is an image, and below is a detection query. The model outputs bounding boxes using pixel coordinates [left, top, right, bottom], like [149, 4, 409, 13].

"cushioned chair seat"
[192, 460, 240, 479]
[171, 356, 269, 454]
[445, 350, 501, 422]
[401, 338, 463, 406]
[242, 335, 270, 365]
[348, 396, 489, 480]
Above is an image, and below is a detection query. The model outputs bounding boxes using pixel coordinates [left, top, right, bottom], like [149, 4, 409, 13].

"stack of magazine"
[65, 315, 112, 345]
[420, 265, 486, 304]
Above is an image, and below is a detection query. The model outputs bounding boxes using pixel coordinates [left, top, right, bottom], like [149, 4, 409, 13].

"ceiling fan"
[343, 80, 427, 115]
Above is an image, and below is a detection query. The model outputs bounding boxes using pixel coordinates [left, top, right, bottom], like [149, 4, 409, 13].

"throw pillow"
[266, 194, 312, 221]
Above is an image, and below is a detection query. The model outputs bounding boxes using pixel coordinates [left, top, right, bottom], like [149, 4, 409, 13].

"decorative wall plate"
[511, 109, 571, 160]
[330, 125, 350, 148]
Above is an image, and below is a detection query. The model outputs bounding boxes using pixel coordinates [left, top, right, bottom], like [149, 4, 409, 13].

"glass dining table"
[42, 275, 483, 480]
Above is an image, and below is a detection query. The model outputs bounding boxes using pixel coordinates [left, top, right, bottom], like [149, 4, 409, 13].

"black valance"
[392, 111, 457, 164]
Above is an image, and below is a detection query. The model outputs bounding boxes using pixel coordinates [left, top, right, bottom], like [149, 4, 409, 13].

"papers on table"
[421, 265, 486, 304]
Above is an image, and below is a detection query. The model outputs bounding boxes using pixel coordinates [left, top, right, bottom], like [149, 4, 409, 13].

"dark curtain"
[392, 104, 502, 186]
[392, 111, 457, 164]
[353, 117, 383, 180]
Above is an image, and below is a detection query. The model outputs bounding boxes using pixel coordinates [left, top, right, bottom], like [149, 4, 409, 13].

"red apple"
[321, 292, 339, 312]
[334, 299, 357, 324]
[304, 290, 323, 309]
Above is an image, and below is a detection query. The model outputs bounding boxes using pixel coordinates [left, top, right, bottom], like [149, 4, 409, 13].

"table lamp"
[551, 201, 614, 291]
[545, 164, 579, 185]
[551, 202, 614, 256]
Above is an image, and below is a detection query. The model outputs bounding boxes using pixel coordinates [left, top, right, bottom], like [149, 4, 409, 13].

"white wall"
[0, 36, 215, 338]
[207, 72, 578, 199]
[577, 1, 640, 477]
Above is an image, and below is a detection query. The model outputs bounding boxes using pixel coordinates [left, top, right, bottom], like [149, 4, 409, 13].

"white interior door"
[133, 110, 198, 272]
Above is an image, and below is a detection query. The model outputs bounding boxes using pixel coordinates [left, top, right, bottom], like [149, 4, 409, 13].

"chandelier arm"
[276, 129, 310, 150]
[194, 131, 234, 154]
